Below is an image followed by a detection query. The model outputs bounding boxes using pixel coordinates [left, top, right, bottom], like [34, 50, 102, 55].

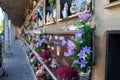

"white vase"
[79, 70, 91, 80]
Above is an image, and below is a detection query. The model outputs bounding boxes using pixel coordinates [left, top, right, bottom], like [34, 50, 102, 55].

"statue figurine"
[37, 6, 43, 19]
[38, 18, 42, 26]
[62, 2, 68, 18]
[70, 0, 78, 14]
[46, 12, 50, 23]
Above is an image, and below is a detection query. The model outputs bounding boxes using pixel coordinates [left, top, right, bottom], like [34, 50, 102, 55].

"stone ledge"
[105, 0, 120, 8]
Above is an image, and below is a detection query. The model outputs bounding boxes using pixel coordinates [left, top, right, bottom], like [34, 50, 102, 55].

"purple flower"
[36, 41, 42, 46]
[78, 13, 92, 21]
[75, 30, 84, 38]
[67, 45, 76, 50]
[64, 40, 76, 56]
[42, 35, 46, 39]
[41, 39, 47, 43]
[79, 59, 88, 68]
[78, 50, 87, 60]
[61, 39, 66, 46]
[34, 34, 39, 41]
[83, 46, 92, 54]
[36, 34, 39, 38]
[67, 40, 75, 49]
[64, 50, 75, 56]
[67, 40, 75, 47]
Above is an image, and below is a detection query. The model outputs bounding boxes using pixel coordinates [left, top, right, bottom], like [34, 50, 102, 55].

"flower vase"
[79, 70, 91, 80]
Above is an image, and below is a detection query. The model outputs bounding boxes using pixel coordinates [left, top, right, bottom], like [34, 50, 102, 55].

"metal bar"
[21, 38, 58, 80]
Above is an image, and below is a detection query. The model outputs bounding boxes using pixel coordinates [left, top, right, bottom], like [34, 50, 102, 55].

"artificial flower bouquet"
[62, 12, 95, 78]
[55, 65, 78, 80]
[34, 31, 52, 64]
[34, 33, 48, 52]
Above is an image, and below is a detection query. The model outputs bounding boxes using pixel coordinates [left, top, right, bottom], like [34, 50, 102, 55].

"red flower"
[55, 66, 78, 80]
[36, 64, 42, 70]
[43, 60, 49, 65]
[40, 50, 51, 60]
[32, 11, 37, 20]
[30, 53, 35, 58]
[38, 71, 45, 78]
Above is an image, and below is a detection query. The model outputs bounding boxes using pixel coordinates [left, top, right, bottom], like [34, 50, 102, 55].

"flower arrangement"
[35, 32, 48, 52]
[36, 64, 45, 79]
[62, 13, 95, 75]
[34, 30, 52, 63]
[55, 65, 78, 80]
[40, 50, 51, 60]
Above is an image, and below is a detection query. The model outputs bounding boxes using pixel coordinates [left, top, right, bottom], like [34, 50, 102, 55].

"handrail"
[21, 38, 58, 80]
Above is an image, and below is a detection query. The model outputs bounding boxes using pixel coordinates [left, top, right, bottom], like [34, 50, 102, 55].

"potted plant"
[48, 0, 56, 18]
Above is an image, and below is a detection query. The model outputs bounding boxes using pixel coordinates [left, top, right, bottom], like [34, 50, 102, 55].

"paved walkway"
[2, 40, 36, 80]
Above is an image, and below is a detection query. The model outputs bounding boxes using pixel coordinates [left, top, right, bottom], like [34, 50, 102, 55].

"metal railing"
[21, 38, 58, 80]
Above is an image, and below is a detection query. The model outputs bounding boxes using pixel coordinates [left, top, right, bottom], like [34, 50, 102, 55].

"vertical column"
[13, 25, 15, 40]
[11, 24, 14, 45]
[4, 13, 9, 53]
[8, 20, 12, 47]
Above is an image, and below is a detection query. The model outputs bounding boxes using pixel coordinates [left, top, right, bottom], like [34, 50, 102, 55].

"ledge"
[44, 13, 78, 26]
[32, 25, 43, 29]
[45, 30, 76, 35]
[57, 13, 79, 22]
[104, 1, 120, 8]
[44, 21, 55, 25]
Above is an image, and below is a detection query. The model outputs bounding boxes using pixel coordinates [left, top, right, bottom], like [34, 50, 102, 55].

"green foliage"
[77, 20, 95, 46]
[68, 19, 95, 72]
[48, 0, 56, 8]
[73, 63, 80, 69]
[36, 43, 47, 51]
[36, 32, 48, 52]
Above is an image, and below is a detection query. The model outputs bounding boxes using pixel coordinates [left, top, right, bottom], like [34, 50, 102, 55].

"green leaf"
[68, 53, 78, 60]
[73, 63, 80, 69]
[48, 0, 56, 8]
